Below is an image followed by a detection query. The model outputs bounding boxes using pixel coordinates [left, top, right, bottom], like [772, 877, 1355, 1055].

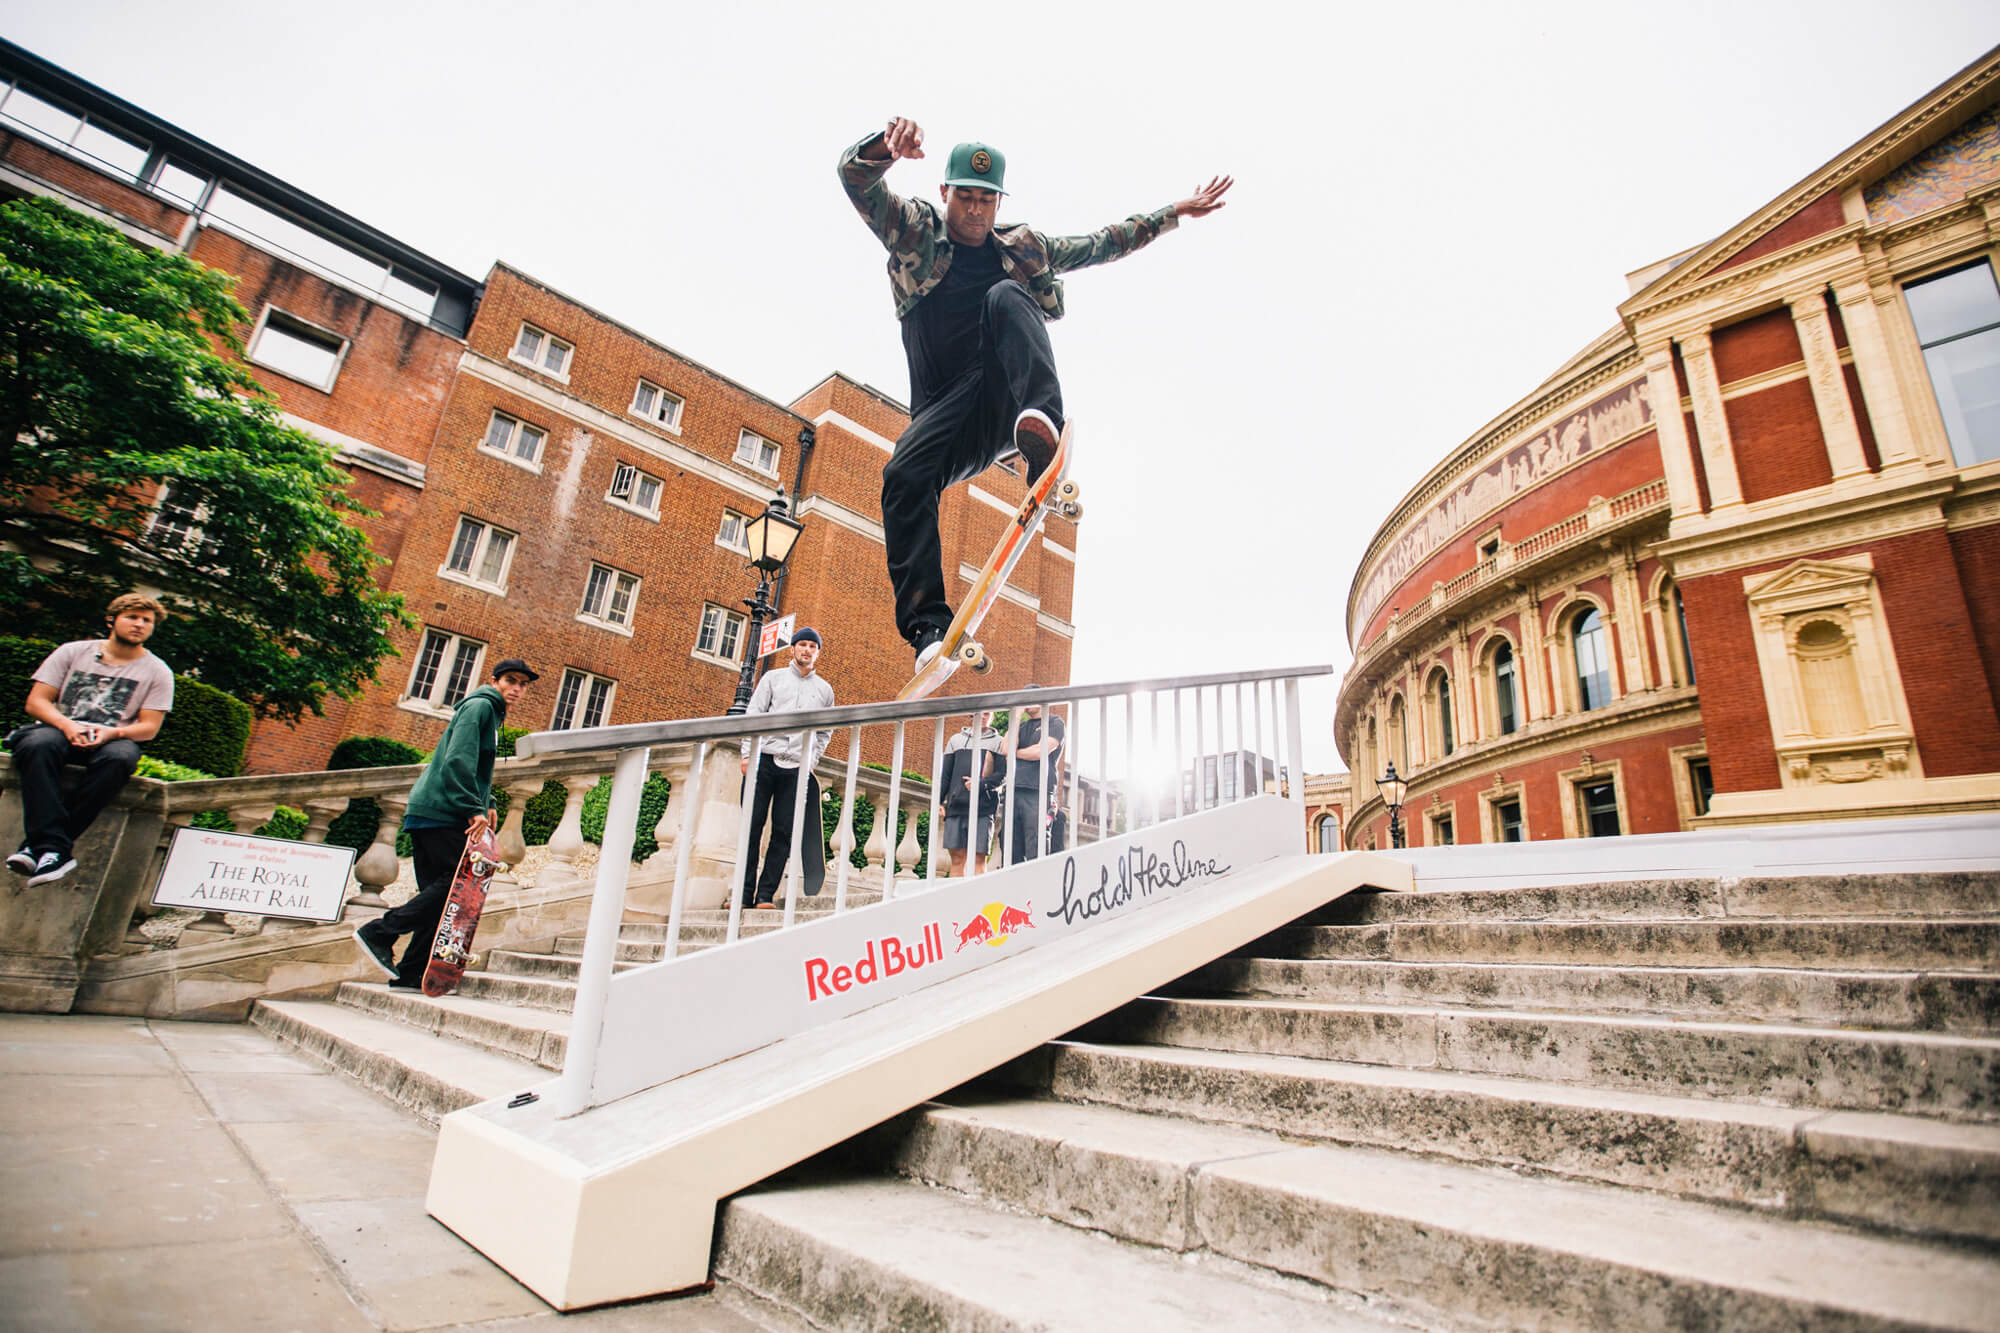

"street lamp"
[1378, 761, 1409, 849]
[726, 486, 805, 715]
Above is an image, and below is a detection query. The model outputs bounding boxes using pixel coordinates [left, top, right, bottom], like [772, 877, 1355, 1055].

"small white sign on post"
[152, 826, 357, 924]
[759, 613, 796, 659]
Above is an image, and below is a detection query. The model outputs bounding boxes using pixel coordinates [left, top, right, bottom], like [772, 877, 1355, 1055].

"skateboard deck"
[897, 420, 1079, 701]
[421, 825, 502, 997]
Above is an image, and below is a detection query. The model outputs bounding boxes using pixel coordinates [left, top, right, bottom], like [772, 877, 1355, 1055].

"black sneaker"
[912, 624, 947, 670]
[5, 846, 33, 876]
[353, 925, 395, 978]
[1012, 408, 1060, 486]
[26, 851, 76, 888]
[387, 978, 425, 992]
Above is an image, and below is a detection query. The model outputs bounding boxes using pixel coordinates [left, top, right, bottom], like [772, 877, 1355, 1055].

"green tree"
[0, 196, 409, 722]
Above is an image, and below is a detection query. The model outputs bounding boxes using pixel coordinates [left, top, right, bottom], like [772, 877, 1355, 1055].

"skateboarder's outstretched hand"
[869, 117, 925, 162]
[1174, 175, 1234, 219]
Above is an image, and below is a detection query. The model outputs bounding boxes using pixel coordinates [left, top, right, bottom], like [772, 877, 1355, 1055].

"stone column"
[893, 801, 922, 886]
[682, 742, 747, 911]
[1516, 583, 1551, 721]
[348, 794, 407, 917]
[496, 779, 539, 868]
[1607, 543, 1649, 695]
[1830, 275, 1926, 469]
[1790, 290, 1872, 481]
[538, 775, 595, 891]
[1642, 344, 1706, 519]
[1680, 331, 1746, 510]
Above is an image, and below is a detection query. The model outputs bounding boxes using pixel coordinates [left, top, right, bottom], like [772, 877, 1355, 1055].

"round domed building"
[1335, 48, 2000, 849]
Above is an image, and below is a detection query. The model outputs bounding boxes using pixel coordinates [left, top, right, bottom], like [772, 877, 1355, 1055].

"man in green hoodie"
[354, 658, 537, 990]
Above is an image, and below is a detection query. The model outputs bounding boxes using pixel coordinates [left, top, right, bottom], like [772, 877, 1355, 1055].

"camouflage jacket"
[838, 132, 1179, 321]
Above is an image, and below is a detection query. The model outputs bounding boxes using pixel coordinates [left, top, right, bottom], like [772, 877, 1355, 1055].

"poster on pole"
[759, 613, 796, 659]
[151, 825, 357, 924]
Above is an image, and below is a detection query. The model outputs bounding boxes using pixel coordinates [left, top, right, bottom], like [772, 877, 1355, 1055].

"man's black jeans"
[882, 281, 1064, 644]
[9, 723, 142, 859]
[368, 824, 467, 986]
[741, 754, 802, 907]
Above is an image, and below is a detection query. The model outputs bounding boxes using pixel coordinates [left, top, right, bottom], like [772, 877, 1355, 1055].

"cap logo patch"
[970, 150, 992, 174]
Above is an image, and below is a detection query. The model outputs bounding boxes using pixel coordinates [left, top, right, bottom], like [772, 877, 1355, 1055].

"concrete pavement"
[0, 1014, 803, 1332]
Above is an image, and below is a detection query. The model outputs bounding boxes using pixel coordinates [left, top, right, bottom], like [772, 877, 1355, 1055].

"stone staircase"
[253, 868, 2000, 1331]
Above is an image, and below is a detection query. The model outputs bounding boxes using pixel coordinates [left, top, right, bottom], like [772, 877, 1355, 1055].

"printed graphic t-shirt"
[33, 640, 176, 728]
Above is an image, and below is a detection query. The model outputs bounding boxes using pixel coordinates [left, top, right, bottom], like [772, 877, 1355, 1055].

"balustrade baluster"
[540, 775, 595, 890]
[350, 794, 408, 915]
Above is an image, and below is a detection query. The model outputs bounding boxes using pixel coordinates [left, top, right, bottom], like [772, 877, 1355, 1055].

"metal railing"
[512, 663, 1329, 1115]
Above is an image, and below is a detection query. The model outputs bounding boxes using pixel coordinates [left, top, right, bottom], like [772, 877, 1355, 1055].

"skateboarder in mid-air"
[839, 117, 1232, 669]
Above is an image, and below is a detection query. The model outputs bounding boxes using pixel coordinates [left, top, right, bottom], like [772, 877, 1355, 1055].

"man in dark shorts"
[838, 117, 1232, 666]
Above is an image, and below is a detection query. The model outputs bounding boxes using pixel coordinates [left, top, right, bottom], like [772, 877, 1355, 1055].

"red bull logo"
[955, 901, 1035, 952]
[804, 923, 945, 1001]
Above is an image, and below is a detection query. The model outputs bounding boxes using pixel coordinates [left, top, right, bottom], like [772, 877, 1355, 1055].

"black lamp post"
[1378, 761, 1409, 849]
[726, 486, 805, 715]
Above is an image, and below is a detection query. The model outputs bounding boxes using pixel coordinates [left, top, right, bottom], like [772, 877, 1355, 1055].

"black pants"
[883, 281, 1064, 643]
[741, 755, 802, 906]
[1011, 788, 1054, 863]
[9, 724, 141, 859]
[368, 825, 465, 985]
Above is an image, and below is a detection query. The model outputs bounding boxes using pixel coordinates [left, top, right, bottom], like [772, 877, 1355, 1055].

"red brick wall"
[1723, 379, 1834, 501]
[1949, 521, 2000, 704]
[1678, 568, 1782, 793]
[1711, 308, 1803, 383]
[0, 132, 190, 238]
[1713, 190, 1846, 273]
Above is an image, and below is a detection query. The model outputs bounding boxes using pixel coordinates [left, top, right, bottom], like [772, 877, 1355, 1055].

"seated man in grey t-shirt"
[8, 593, 175, 886]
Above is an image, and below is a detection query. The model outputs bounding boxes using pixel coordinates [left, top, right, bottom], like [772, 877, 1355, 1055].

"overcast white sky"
[7, 2, 1999, 773]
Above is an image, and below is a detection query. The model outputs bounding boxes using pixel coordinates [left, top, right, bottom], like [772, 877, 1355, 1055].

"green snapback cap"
[944, 141, 1007, 193]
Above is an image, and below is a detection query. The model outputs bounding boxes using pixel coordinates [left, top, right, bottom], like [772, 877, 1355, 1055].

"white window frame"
[630, 379, 684, 432]
[145, 481, 211, 556]
[734, 428, 780, 476]
[716, 506, 750, 554]
[694, 602, 747, 667]
[606, 461, 664, 519]
[577, 562, 641, 635]
[550, 668, 617, 731]
[510, 321, 573, 380]
[402, 627, 487, 715]
[438, 515, 518, 593]
[479, 410, 547, 474]
[246, 306, 348, 392]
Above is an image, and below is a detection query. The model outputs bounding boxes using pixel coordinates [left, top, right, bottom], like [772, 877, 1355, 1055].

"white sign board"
[152, 825, 356, 924]
[759, 613, 796, 658]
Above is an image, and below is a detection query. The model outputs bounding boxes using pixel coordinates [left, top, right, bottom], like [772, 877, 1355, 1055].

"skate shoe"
[1012, 408, 1060, 486]
[912, 624, 947, 670]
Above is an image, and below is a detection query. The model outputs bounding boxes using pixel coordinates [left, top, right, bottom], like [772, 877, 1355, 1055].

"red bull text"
[804, 923, 946, 1001]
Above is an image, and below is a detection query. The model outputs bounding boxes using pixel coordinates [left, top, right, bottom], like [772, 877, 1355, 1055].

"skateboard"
[897, 420, 1080, 701]
[421, 825, 502, 997]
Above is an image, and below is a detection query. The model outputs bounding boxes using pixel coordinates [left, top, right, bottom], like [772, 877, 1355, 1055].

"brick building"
[1335, 46, 2000, 849]
[0, 40, 1076, 774]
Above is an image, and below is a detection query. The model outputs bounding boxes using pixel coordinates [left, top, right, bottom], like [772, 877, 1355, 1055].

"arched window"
[1387, 695, 1409, 772]
[1574, 606, 1611, 710]
[1676, 588, 1696, 685]
[1435, 673, 1455, 756]
[1492, 642, 1519, 735]
[1316, 814, 1340, 853]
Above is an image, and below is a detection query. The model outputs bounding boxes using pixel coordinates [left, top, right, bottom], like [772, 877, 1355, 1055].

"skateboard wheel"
[1060, 500, 1084, 521]
[1056, 479, 1080, 505]
[958, 642, 989, 672]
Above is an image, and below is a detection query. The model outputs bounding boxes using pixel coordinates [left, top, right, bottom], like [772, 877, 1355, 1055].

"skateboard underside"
[422, 830, 501, 997]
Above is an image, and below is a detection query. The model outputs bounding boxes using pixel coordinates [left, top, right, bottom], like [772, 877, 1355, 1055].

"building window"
[511, 322, 572, 378]
[1430, 670, 1455, 757]
[440, 516, 516, 591]
[551, 669, 616, 731]
[607, 462, 664, 517]
[1432, 811, 1455, 846]
[0, 82, 150, 182]
[1316, 814, 1339, 853]
[481, 411, 547, 468]
[1493, 797, 1524, 843]
[735, 429, 780, 475]
[1574, 607, 1611, 710]
[630, 379, 683, 429]
[1904, 261, 2000, 466]
[1492, 641, 1520, 735]
[146, 482, 211, 556]
[406, 629, 484, 710]
[1688, 757, 1714, 817]
[695, 602, 747, 664]
[1578, 779, 1621, 837]
[1387, 696, 1409, 771]
[717, 507, 750, 552]
[248, 308, 346, 391]
[578, 564, 640, 630]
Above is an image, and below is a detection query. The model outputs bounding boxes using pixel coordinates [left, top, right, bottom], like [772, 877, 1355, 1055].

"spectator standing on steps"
[1007, 696, 1066, 864]
[939, 710, 1003, 877]
[354, 658, 537, 990]
[7, 593, 175, 888]
[739, 629, 837, 909]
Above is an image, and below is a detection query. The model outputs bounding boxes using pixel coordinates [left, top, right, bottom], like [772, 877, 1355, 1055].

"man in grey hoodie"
[739, 629, 836, 908]
[354, 659, 537, 988]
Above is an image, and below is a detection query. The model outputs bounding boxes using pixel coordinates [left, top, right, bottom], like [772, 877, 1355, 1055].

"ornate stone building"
[1336, 47, 2000, 849]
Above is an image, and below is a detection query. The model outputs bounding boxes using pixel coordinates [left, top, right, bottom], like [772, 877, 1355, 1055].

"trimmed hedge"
[0, 634, 251, 776]
[325, 735, 426, 859]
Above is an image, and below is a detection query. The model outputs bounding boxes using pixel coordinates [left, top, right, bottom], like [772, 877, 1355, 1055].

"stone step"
[1080, 996, 2000, 1119]
[826, 1095, 2000, 1331]
[715, 1169, 1414, 1333]
[454, 969, 579, 1013]
[332, 980, 571, 1071]
[1311, 872, 2000, 926]
[981, 1041, 2000, 1243]
[1265, 916, 2000, 971]
[1177, 956, 2000, 1034]
[250, 997, 544, 1123]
